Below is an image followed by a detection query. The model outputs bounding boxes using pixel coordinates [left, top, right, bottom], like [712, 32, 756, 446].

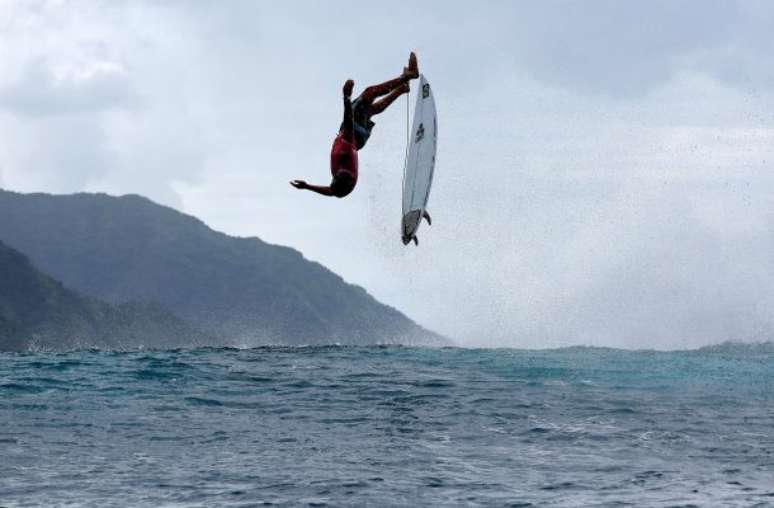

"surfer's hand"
[343, 80, 354, 98]
[290, 180, 308, 190]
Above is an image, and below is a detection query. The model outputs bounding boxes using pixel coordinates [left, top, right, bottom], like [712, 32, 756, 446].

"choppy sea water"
[1, 344, 773, 507]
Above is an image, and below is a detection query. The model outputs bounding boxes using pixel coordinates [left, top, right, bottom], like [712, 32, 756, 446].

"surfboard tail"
[402, 209, 422, 244]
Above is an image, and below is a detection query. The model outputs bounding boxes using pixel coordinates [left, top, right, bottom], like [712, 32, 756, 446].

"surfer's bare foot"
[402, 52, 419, 80]
[342, 79, 354, 97]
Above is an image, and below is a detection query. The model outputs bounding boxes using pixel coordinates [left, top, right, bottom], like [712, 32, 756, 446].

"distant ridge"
[695, 341, 774, 354]
[0, 189, 446, 347]
[0, 240, 209, 352]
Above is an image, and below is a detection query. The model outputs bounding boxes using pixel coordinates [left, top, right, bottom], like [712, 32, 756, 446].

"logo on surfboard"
[422, 83, 430, 98]
[415, 123, 425, 143]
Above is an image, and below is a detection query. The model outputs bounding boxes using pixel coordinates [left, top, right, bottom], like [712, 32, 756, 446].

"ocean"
[1, 344, 772, 507]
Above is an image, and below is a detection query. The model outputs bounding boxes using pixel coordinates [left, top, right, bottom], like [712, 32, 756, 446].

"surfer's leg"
[360, 52, 419, 103]
[370, 82, 409, 115]
[339, 80, 355, 142]
[360, 76, 408, 103]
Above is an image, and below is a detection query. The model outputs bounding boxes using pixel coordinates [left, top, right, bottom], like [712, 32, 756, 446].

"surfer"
[290, 52, 419, 198]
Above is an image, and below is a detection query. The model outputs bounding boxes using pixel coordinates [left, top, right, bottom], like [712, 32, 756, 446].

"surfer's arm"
[290, 180, 334, 196]
[302, 184, 335, 196]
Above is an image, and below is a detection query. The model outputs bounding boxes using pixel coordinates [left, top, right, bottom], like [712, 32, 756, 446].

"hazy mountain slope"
[0, 240, 209, 352]
[0, 190, 444, 345]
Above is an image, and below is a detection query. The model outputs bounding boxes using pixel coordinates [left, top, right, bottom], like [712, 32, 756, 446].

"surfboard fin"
[423, 210, 432, 226]
[412, 236, 419, 246]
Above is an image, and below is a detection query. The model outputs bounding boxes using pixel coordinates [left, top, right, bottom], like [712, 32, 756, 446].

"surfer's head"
[331, 171, 355, 198]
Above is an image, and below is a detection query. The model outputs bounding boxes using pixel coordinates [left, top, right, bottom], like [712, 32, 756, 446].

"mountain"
[0, 240, 209, 352]
[0, 189, 444, 346]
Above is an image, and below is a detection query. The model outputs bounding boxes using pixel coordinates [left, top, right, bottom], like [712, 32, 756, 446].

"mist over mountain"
[0, 240, 208, 352]
[0, 189, 444, 347]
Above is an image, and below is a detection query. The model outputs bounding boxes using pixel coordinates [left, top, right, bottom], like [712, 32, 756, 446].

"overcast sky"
[1, 0, 773, 349]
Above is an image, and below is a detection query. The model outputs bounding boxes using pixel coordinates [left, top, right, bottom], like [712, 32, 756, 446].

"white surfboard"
[401, 74, 437, 246]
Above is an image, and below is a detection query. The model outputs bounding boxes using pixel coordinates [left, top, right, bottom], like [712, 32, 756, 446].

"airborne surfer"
[290, 52, 420, 198]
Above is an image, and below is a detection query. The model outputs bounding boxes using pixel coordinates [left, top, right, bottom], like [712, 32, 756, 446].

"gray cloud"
[0, 57, 132, 117]
[506, 1, 738, 97]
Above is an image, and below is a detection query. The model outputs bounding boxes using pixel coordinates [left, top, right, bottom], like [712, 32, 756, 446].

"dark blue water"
[1, 344, 773, 507]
